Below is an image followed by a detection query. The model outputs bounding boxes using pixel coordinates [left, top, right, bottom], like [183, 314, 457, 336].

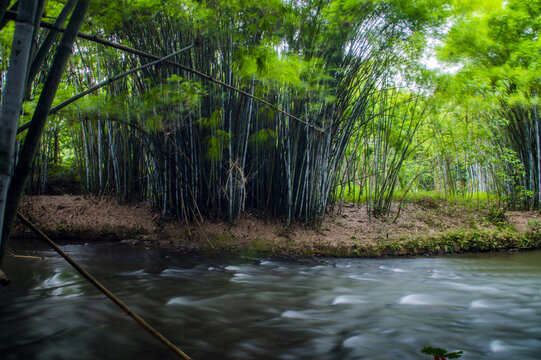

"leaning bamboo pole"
[17, 212, 192, 360]
[18, 44, 196, 134]
[4, 9, 322, 133]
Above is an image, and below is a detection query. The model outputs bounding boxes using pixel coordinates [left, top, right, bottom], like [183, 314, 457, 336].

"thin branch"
[18, 44, 195, 134]
[5, 10, 324, 133]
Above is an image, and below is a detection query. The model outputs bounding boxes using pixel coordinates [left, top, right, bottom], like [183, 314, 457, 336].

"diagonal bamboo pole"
[16, 211, 193, 360]
[17, 44, 195, 133]
[4, 10, 323, 133]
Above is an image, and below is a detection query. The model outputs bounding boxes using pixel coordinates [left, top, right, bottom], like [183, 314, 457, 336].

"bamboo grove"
[1, 0, 540, 232]
[427, 0, 541, 210]
[18, 0, 448, 225]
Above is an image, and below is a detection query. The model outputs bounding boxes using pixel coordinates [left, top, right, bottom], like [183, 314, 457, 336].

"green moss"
[207, 234, 239, 254]
[351, 241, 360, 256]
[244, 238, 276, 256]
[186, 226, 541, 258]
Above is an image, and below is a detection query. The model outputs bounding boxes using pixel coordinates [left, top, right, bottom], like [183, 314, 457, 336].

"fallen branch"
[16, 211, 193, 360]
[7, 251, 48, 260]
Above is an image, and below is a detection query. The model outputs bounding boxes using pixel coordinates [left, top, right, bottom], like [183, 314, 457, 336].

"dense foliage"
[434, 0, 540, 209]
[1, 0, 539, 228]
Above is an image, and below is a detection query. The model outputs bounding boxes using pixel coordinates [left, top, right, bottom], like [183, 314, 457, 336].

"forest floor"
[10, 194, 541, 257]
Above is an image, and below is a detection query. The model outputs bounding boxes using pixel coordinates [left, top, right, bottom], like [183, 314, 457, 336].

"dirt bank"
[10, 195, 541, 257]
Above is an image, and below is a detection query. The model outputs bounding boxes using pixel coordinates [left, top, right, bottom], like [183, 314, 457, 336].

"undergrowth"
[337, 188, 495, 209]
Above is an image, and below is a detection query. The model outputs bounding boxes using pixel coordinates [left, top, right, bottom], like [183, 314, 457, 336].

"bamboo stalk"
[24, 0, 77, 97]
[1, 0, 91, 263]
[17, 212, 192, 360]
[0, 0, 38, 263]
[4, 10, 322, 133]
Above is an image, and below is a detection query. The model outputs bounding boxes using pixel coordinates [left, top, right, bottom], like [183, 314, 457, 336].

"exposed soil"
[11, 195, 541, 257]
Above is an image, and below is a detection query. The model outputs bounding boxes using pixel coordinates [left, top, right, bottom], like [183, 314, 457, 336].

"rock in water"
[0, 268, 10, 286]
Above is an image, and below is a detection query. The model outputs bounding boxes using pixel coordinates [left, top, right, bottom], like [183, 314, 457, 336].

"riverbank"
[10, 195, 541, 257]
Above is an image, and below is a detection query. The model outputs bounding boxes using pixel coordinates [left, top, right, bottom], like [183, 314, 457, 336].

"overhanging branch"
[5, 10, 324, 133]
[17, 43, 195, 134]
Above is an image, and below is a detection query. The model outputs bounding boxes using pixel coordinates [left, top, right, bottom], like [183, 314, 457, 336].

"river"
[1, 244, 540, 359]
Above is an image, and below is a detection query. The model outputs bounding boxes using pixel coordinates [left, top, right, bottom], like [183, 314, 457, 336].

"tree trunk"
[0, 0, 37, 263]
[0, 0, 90, 265]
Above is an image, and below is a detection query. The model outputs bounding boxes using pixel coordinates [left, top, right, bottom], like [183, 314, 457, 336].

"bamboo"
[4, 9, 322, 133]
[1, 0, 91, 262]
[0, 0, 14, 31]
[18, 44, 195, 134]
[23, 0, 76, 111]
[0, 0, 37, 262]
[17, 212, 192, 360]
[25, 0, 45, 71]
[7, 251, 48, 259]
[21, 1, 437, 226]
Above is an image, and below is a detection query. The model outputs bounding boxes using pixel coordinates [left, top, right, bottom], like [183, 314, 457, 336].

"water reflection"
[1, 246, 540, 359]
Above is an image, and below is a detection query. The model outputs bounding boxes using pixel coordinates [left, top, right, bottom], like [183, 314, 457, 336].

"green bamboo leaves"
[13, 0, 466, 227]
[198, 109, 230, 161]
[435, 0, 540, 209]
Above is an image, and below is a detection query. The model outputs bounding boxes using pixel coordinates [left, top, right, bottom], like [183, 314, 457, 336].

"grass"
[336, 185, 496, 208]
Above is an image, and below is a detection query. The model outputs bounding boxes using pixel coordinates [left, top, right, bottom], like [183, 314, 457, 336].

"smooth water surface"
[1, 245, 540, 359]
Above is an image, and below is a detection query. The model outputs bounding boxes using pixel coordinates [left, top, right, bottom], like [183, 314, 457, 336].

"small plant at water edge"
[527, 219, 541, 234]
[421, 346, 463, 360]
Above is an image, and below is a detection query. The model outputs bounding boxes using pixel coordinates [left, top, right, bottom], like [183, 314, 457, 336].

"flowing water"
[1, 244, 540, 360]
